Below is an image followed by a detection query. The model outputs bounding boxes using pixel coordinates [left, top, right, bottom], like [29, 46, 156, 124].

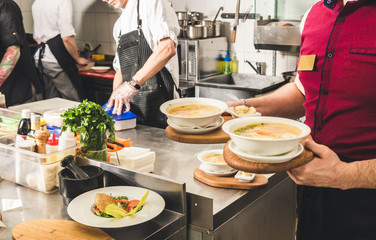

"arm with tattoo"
[0, 45, 20, 86]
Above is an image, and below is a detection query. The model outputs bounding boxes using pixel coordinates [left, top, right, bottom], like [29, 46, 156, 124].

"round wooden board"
[165, 116, 232, 144]
[12, 219, 114, 240]
[194, 168, 268, 190]
[223, 141, 314, 174]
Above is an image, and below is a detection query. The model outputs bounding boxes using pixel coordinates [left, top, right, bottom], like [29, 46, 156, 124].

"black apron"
[117, 0, 179, 128]
[296, 155, 376, 240]
[37, 34, 85, 100]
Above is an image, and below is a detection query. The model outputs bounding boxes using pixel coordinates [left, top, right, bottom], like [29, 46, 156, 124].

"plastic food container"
[0, 108, 21, 137]
[43, 108, 67, 138]
[0, 133, 78, 194]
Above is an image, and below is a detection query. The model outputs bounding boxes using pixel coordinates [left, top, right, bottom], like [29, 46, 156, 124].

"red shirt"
[298, 0, 376, 160]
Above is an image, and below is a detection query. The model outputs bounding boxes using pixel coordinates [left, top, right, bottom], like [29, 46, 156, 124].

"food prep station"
[0, 98, 297, 240]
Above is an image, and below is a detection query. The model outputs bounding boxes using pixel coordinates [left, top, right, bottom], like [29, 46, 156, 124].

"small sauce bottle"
[27, 114, 41, 140]
[223, 51, 232, 74]
[46, 133, 59, 162]
[17, 109, 32, 141]
[216, 54, 224, 74]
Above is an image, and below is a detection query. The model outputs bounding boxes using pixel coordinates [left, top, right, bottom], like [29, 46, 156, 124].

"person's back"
[32, 0, 75, 63]
[32, 0, 86, 101]
[0, 0, 42, 106]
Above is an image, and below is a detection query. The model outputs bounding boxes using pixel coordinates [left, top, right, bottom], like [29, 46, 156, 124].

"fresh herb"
[61, 100, 115, 161]
[114, 196, 129, 200]
[96, 211, 113, 218]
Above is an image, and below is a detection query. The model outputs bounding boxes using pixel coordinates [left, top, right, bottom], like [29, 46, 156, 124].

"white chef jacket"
[112, 0, 180, 87]
[32, 0, 76, 63]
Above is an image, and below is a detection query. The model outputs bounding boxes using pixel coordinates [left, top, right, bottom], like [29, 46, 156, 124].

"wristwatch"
[129, 79, 141, 90]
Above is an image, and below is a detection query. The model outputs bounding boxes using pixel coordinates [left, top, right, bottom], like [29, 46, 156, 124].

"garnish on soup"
[203, 153, 225, 164]
[168, 104, 220, 117]
[233, 123, 301, 139]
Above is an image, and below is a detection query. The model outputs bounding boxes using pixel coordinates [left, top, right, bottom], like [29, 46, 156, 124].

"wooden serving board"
[223, 141, 314, 174]
[194, 168, 268, 190]
[12, 219, 114, 240]
[165, 116, 232, 144]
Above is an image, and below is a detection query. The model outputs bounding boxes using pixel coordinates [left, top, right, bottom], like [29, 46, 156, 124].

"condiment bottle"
[35, 127, 50, 154]
[27, 114, 41, 140]
[46, 133, 59, 162]
[216, 54, 224, 74]
[231, 55, 239, 73]
[223, 51, 232, 74]
[58, 128, 76, 151]
[17, 109, 32, 141]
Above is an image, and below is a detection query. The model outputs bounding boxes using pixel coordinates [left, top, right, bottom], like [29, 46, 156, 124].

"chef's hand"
[226, 99, 244, 107]
[107, 82, 139, 115]
[287, 139, 349, 189]
[76, 57, 89, 65]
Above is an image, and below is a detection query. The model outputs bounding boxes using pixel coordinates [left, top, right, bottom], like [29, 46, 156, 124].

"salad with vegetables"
[92, 191, 149, 218]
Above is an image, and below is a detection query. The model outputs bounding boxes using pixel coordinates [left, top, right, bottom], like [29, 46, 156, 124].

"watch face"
[129, 79, 140, 89]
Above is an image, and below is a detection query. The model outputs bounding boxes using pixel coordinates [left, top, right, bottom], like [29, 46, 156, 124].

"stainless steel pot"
[185, 25, 204, 39]
[202, 20, 214, 37]
[176, 11, 188, 20]
[213, 20, 222, 37]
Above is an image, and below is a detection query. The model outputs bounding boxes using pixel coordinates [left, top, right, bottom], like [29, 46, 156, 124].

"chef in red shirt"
[228, 0, 376, 239]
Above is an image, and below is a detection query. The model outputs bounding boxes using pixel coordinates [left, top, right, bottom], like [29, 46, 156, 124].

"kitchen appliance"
[254, 20, 301, 53]
[178, 37, 228, 81]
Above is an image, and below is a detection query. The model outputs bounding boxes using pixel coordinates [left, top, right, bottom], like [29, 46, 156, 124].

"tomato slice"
[128, 200, 140, 208]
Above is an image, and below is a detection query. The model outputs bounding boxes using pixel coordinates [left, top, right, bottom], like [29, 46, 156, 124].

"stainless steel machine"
[178, 37, 228, 82]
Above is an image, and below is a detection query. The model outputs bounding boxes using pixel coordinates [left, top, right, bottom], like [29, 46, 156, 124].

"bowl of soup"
[222, 116, 311, 156]
[160, 97, 227, 127]
[197, 149, 233, 172]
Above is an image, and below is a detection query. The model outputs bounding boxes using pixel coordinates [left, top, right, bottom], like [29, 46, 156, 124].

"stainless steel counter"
[2, 98, 297, 240]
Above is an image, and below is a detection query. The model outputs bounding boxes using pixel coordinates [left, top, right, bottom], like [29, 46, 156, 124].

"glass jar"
[79, 131, 107, 161]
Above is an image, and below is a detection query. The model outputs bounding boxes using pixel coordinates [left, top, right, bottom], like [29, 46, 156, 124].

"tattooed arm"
[0, 45, 21, 87]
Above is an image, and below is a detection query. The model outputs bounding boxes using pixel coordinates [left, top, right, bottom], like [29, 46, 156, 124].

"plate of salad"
[67, 186, 165, 228]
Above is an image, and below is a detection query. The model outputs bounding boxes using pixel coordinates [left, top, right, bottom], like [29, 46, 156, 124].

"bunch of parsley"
[61, 100, 115, 160]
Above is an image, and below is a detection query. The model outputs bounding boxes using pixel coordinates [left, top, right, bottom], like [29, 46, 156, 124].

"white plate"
[167, 116, 224, 134]
[199, 164, 238, 176]
[67, 186, 165, 228]
[91, 66, 110, 73]
[229, 141, 304, 163]
[226, 107, 261, 118]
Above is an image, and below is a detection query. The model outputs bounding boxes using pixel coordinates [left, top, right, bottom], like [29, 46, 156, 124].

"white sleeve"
[146, 0, 179, 45]
[300, 6, 312, 34]
[58, 0, 76, 37]
[112, 19, 121, 71]
[294, 73, 305, 96]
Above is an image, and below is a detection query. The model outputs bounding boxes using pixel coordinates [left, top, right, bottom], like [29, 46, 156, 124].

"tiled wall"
[17, 0, 319, 76]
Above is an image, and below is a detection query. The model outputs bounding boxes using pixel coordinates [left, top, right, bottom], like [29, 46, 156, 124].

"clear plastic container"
[0, 133, 78, 194]
[0, 108, 22, 137]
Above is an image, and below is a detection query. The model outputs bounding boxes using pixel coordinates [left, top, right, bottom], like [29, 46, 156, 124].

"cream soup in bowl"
[160, 97, 227, 127]
[197, 149, 233, 172]
[233, 123, 302, 139]
[167, 104, 220, 117]
[222, 116, 311, 156]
